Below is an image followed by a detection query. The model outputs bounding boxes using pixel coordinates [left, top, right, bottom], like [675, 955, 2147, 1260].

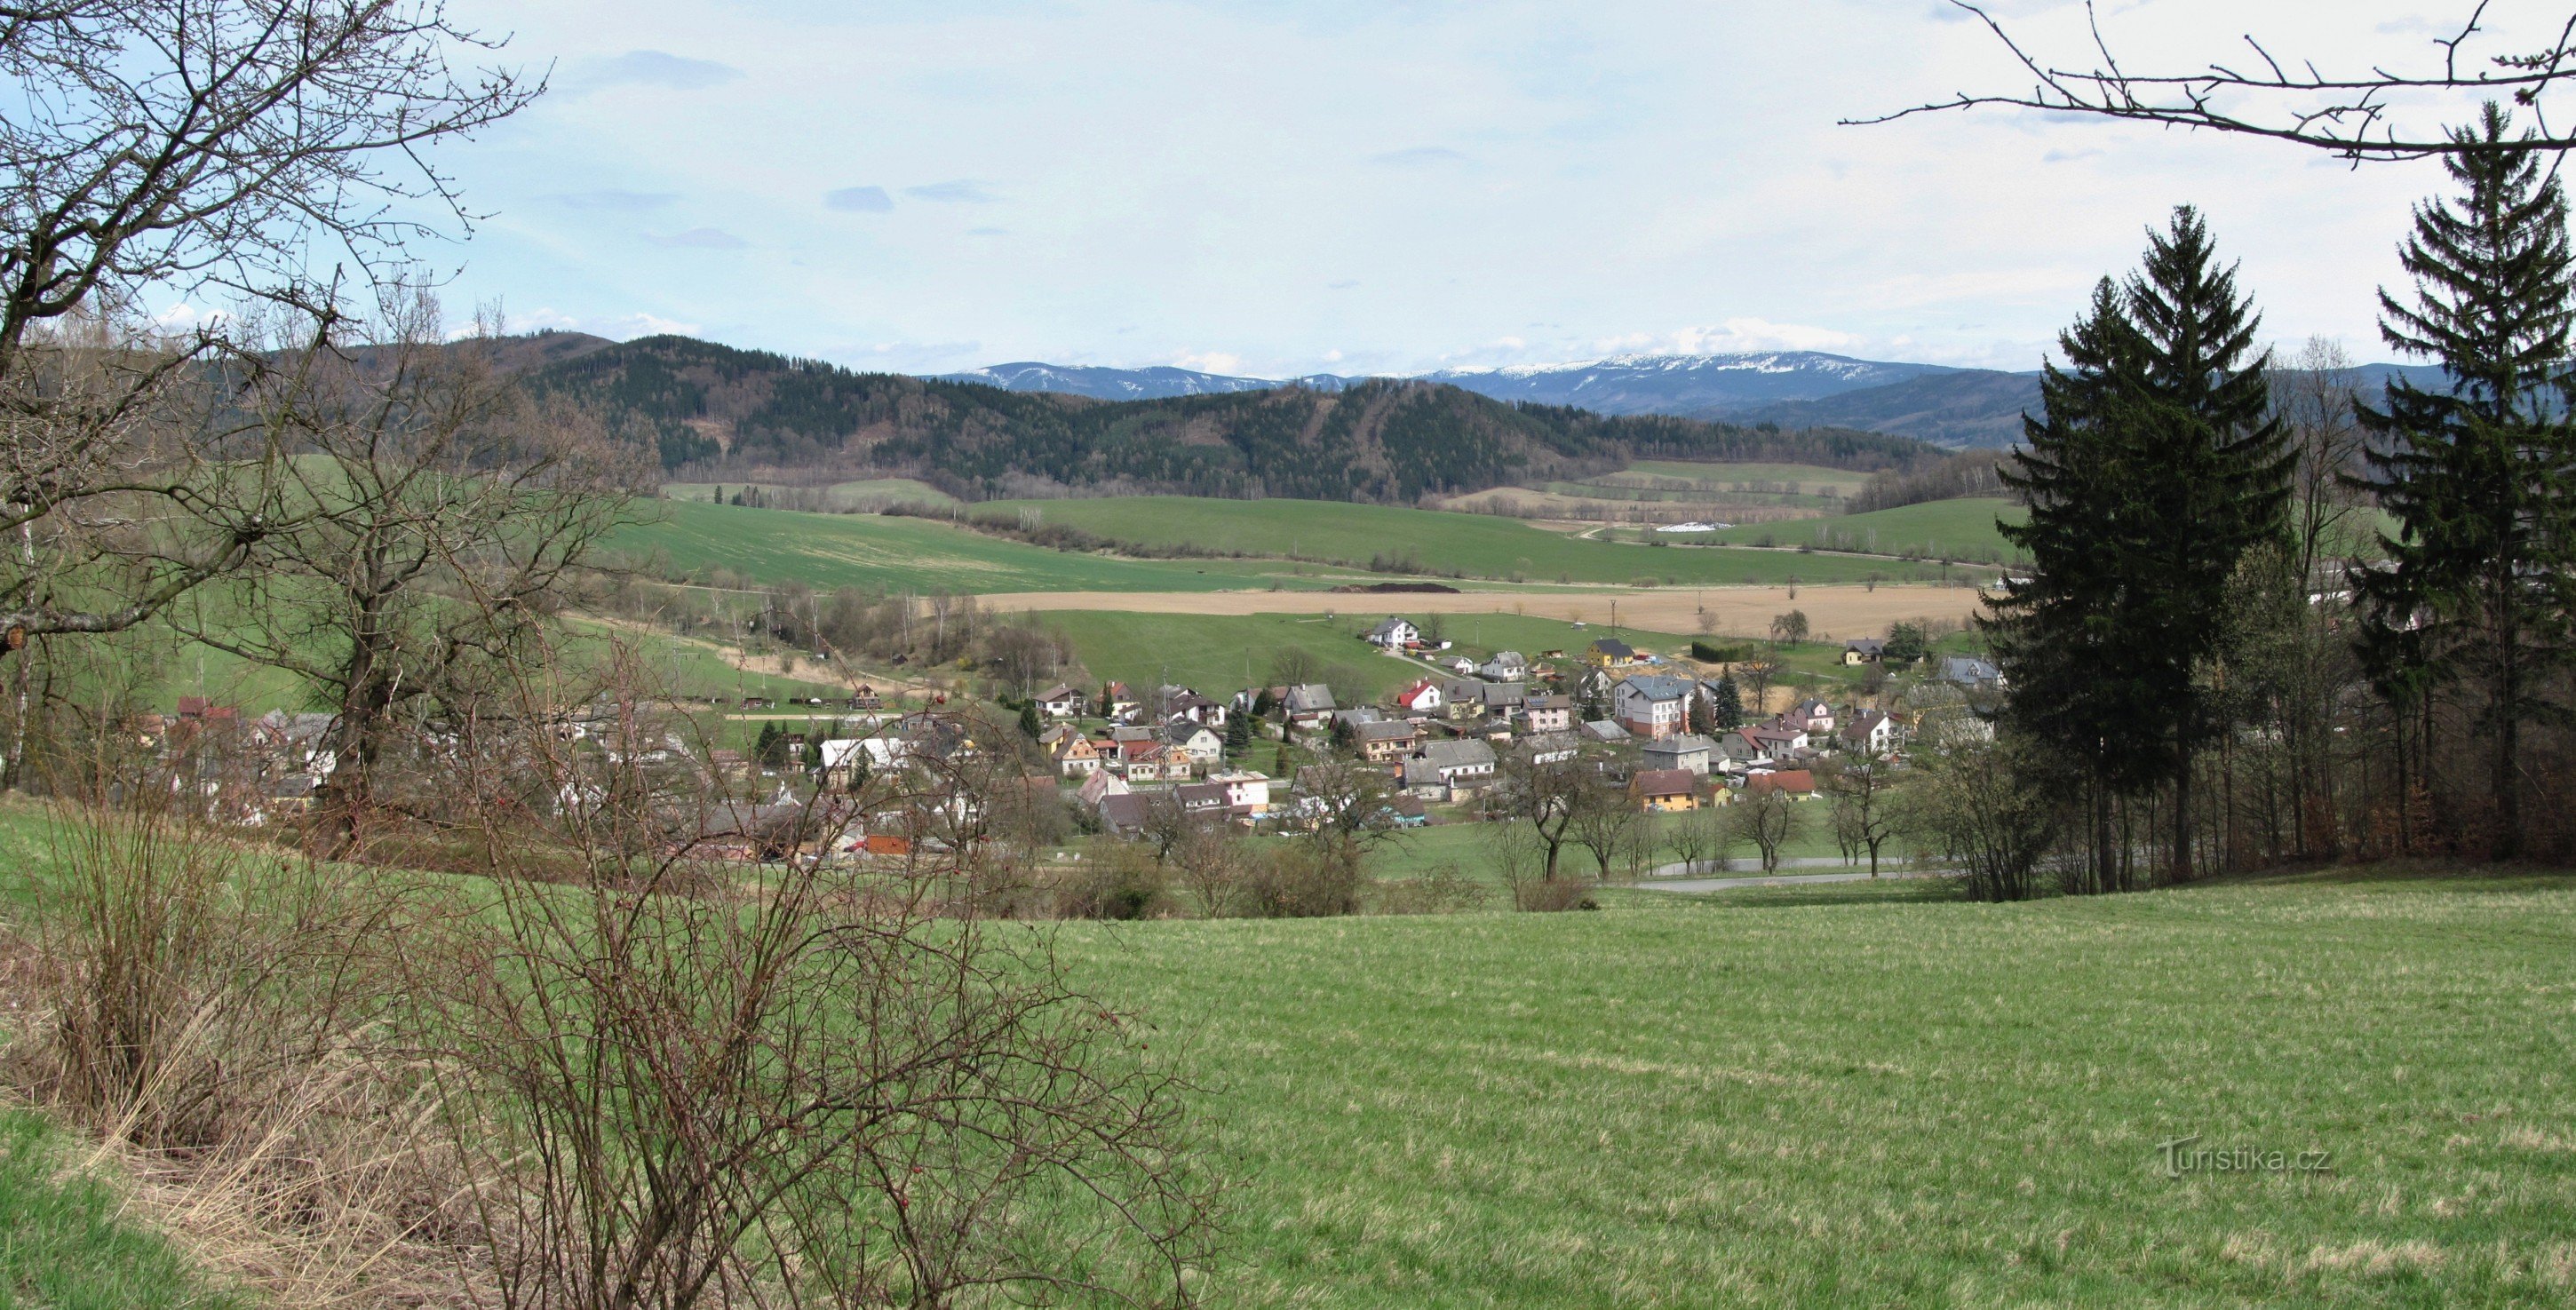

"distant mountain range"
[926, 352, 2460, 449]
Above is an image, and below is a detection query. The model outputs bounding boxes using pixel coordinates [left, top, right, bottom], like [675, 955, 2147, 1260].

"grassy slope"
[981, 496, 1947, 586]
[1706, 498, 2025, 563]
[1058, 869, 2576, 1307]
[662, 479, 962, 508]
[1029, 609, 1692, 705]
[0, 1110, 245, 1310]
[610, 501, 1358, 594]
[1604, 460, 1872, 490]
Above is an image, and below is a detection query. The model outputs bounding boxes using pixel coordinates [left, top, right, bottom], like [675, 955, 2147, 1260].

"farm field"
[1056, 868, 2576, 1307]
[979, 496, 1949, 586]
[1705, 497, 2026, 564]
[1027, 609, 1691, 705]
[608, 500, 1373, 595]
[988, 584, 1985, 647]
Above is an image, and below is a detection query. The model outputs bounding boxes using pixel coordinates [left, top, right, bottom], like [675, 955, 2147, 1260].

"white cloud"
[824, 186, 894, 212]
[1172, 351, 1247, 375]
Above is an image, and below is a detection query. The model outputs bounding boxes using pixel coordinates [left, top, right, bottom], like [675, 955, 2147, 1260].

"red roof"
[1747, 769, 1815, 795]
[1632, 768, 1697, 798]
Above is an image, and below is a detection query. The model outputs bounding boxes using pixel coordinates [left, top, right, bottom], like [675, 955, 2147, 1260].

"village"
[107, 613, 2009, 875]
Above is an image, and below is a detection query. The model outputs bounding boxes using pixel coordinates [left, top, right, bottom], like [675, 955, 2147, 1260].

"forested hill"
[521, 335, 1941, 502]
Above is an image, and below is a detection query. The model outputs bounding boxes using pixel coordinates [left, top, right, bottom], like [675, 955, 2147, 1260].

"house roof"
[1100, 791, 1151, 831]
[1845, 639, 1887, 655]
[1840, 711, 1891, 743]
[1583, 719, 1629, 742]
[1421, 739, 1497, 770]
[1633, 768, 1697, 798]
[1332, 707, 1384, 727]
[1620, 673, 1694, 703]
[1176, 782, 1228, 808]
[1485, 649, 1527, 665]
[1588, 638, 1637, 659]
[1366, 616, 1416, 638]
[1284, 683, 1336, 712]
[1481, 682, 1525, 706]
[1943, 655, 2002, 684]
[1644, 734, 1715, 757]
[1398, 678, 1442, 704]
[1403, 757, 1446, 788]
[1037, 683, 1077, 702]
[1356, 719, 1418, 742]
[1523, 694, 1571, 711]
[1747, 769, 1816, 794]
[1742, 725, 1804, 744]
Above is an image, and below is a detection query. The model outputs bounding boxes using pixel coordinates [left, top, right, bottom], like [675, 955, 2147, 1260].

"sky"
[361, 0, 2552, 377]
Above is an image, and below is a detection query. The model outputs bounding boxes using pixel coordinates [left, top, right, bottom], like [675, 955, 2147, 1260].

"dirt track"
[976, 584, 1987, 642]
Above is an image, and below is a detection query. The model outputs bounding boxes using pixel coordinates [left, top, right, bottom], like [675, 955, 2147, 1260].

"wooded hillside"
[521, 334, 1943, 501]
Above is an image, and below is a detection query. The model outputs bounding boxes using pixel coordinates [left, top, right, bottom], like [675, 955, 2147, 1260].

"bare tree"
[1570, 790, 1642, 880]
[1819, 758, 1903, 877]
[1665, 796, 1719, 875]
[1489, 743, 1595, 883]
[0, 1, 541, 653]
[172, 299, 639, 853]
[1855, 2, 2576, 160]
[1729, 786, 1803, 874]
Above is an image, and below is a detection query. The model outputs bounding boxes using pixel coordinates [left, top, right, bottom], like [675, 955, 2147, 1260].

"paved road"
[1638, 860, 1957, 894]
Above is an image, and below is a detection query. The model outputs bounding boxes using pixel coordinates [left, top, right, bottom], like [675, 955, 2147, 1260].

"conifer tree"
[1710, 673, 1745, 731]
[1224, 713, 1252, 755]
[1992, 207, 2293, 885]
[2354, 103, 2576, 859]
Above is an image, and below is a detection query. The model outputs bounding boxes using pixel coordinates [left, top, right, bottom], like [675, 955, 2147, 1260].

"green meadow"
[1056, 868, 2576, 1307]
[610, 500, 1366, 594]
[661, 477, 962, 509]
[1024, 608, 1690, 704]
[0, 1108, 247, 1310]
[1705, 497, 2027, 563]
[979, 496, 1950, 586]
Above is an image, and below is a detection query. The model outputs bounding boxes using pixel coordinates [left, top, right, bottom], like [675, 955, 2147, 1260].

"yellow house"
[1631, 768, 1701, 812]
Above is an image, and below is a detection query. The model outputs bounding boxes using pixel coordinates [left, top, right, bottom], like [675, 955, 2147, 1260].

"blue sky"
[375, 1, 2525, 376]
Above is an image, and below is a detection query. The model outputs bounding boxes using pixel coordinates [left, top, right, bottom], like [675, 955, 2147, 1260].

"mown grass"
[1055, 869, 2576, 1306]
[0, 1108, 246, 1309]
[978, 496, 1949, 586]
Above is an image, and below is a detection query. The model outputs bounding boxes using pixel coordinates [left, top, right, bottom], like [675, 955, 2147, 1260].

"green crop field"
[1609, 460, 1872, 490]
[1055, 868, 2576, 1306]
[980, 496, 1947, 586]
[1026, 608, 1692, 706]
[1707, 498, 2027, 564]
[608, 500, 1375, 595]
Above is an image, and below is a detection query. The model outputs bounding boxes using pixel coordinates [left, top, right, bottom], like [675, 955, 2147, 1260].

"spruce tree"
[2354, 103, 2576, 859]
[1991, 208, 2293, 886]
[1710, 673, 1745, 731]
[1017, 700, 1043, 739]
[1224, 712, 1251, 756]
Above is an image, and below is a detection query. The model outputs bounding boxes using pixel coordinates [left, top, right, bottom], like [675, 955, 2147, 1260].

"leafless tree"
[1570, 790, 1643, 879]
[1855, 2, 2576, 160]
[1489, 744, 1595, 883]
[1819, 758, 1903, 877]
[1665, 796, 1720, 875]
[0, 1, 541, 653]
[171, 299, 636, 853]
[1729, 786, 1803, 875]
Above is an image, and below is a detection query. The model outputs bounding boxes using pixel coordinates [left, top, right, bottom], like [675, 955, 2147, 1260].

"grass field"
[980, 496, 1946, 586]
[609, 500, 1375, 595]
[0, 1108, 246, 1309]
[1706, 498, 2026, 564]
[1054, 867, 2576, 1306]
[661, 478, 961, 509]
[1028, 609, 1694, 704]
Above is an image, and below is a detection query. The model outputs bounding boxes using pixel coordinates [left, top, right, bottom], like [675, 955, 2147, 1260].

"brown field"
[974, 583, 1985, 642]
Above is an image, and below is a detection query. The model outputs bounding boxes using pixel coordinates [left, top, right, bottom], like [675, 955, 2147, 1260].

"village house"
[1418, 738, 1498, 791]
[1840, 710, 1897, 755]
[1355, 719, 1419, 764]
[1332, 706, 1383, 732]
[847, 687, 884, 711]
[1158, 685, 1228, 726]
[1364, 615, 1422, 648]
[1077, 768, 1130, 809]
[1205, 767, 1272, 817]
[1478, 650, 1530, 681]
[1586, 637, 1642, 669]
[1583, 719, 1630, 743]
[1115, 738, 1169, 782]
[1524, 730, 1584, 766]
[1745, 768, 1818, 798]
[1395, 678, 1444, 717]
[1036, 684, 1086, 719]
[1642, 733, 1716, 776]
[1726, 724, 1808, 764]
[1161, 719, 1226, 765]
[1480, 682, 1526, 718]
[1942, 655, 2006, 689]
[1099, 790, 1151, 837]
[1176, 781, 1230, 819]
[1631, 768, 1703, 812]
[1050, 732, 1104, 777]
[1842, 639, 1886, 665]
[1283, 683, 1337, 730]
[1790, 698, 1835, 734]
[1613, 674, 1695, 741]
[1522, 694, 1574, 734]
[1101, 682, 1141, 721]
